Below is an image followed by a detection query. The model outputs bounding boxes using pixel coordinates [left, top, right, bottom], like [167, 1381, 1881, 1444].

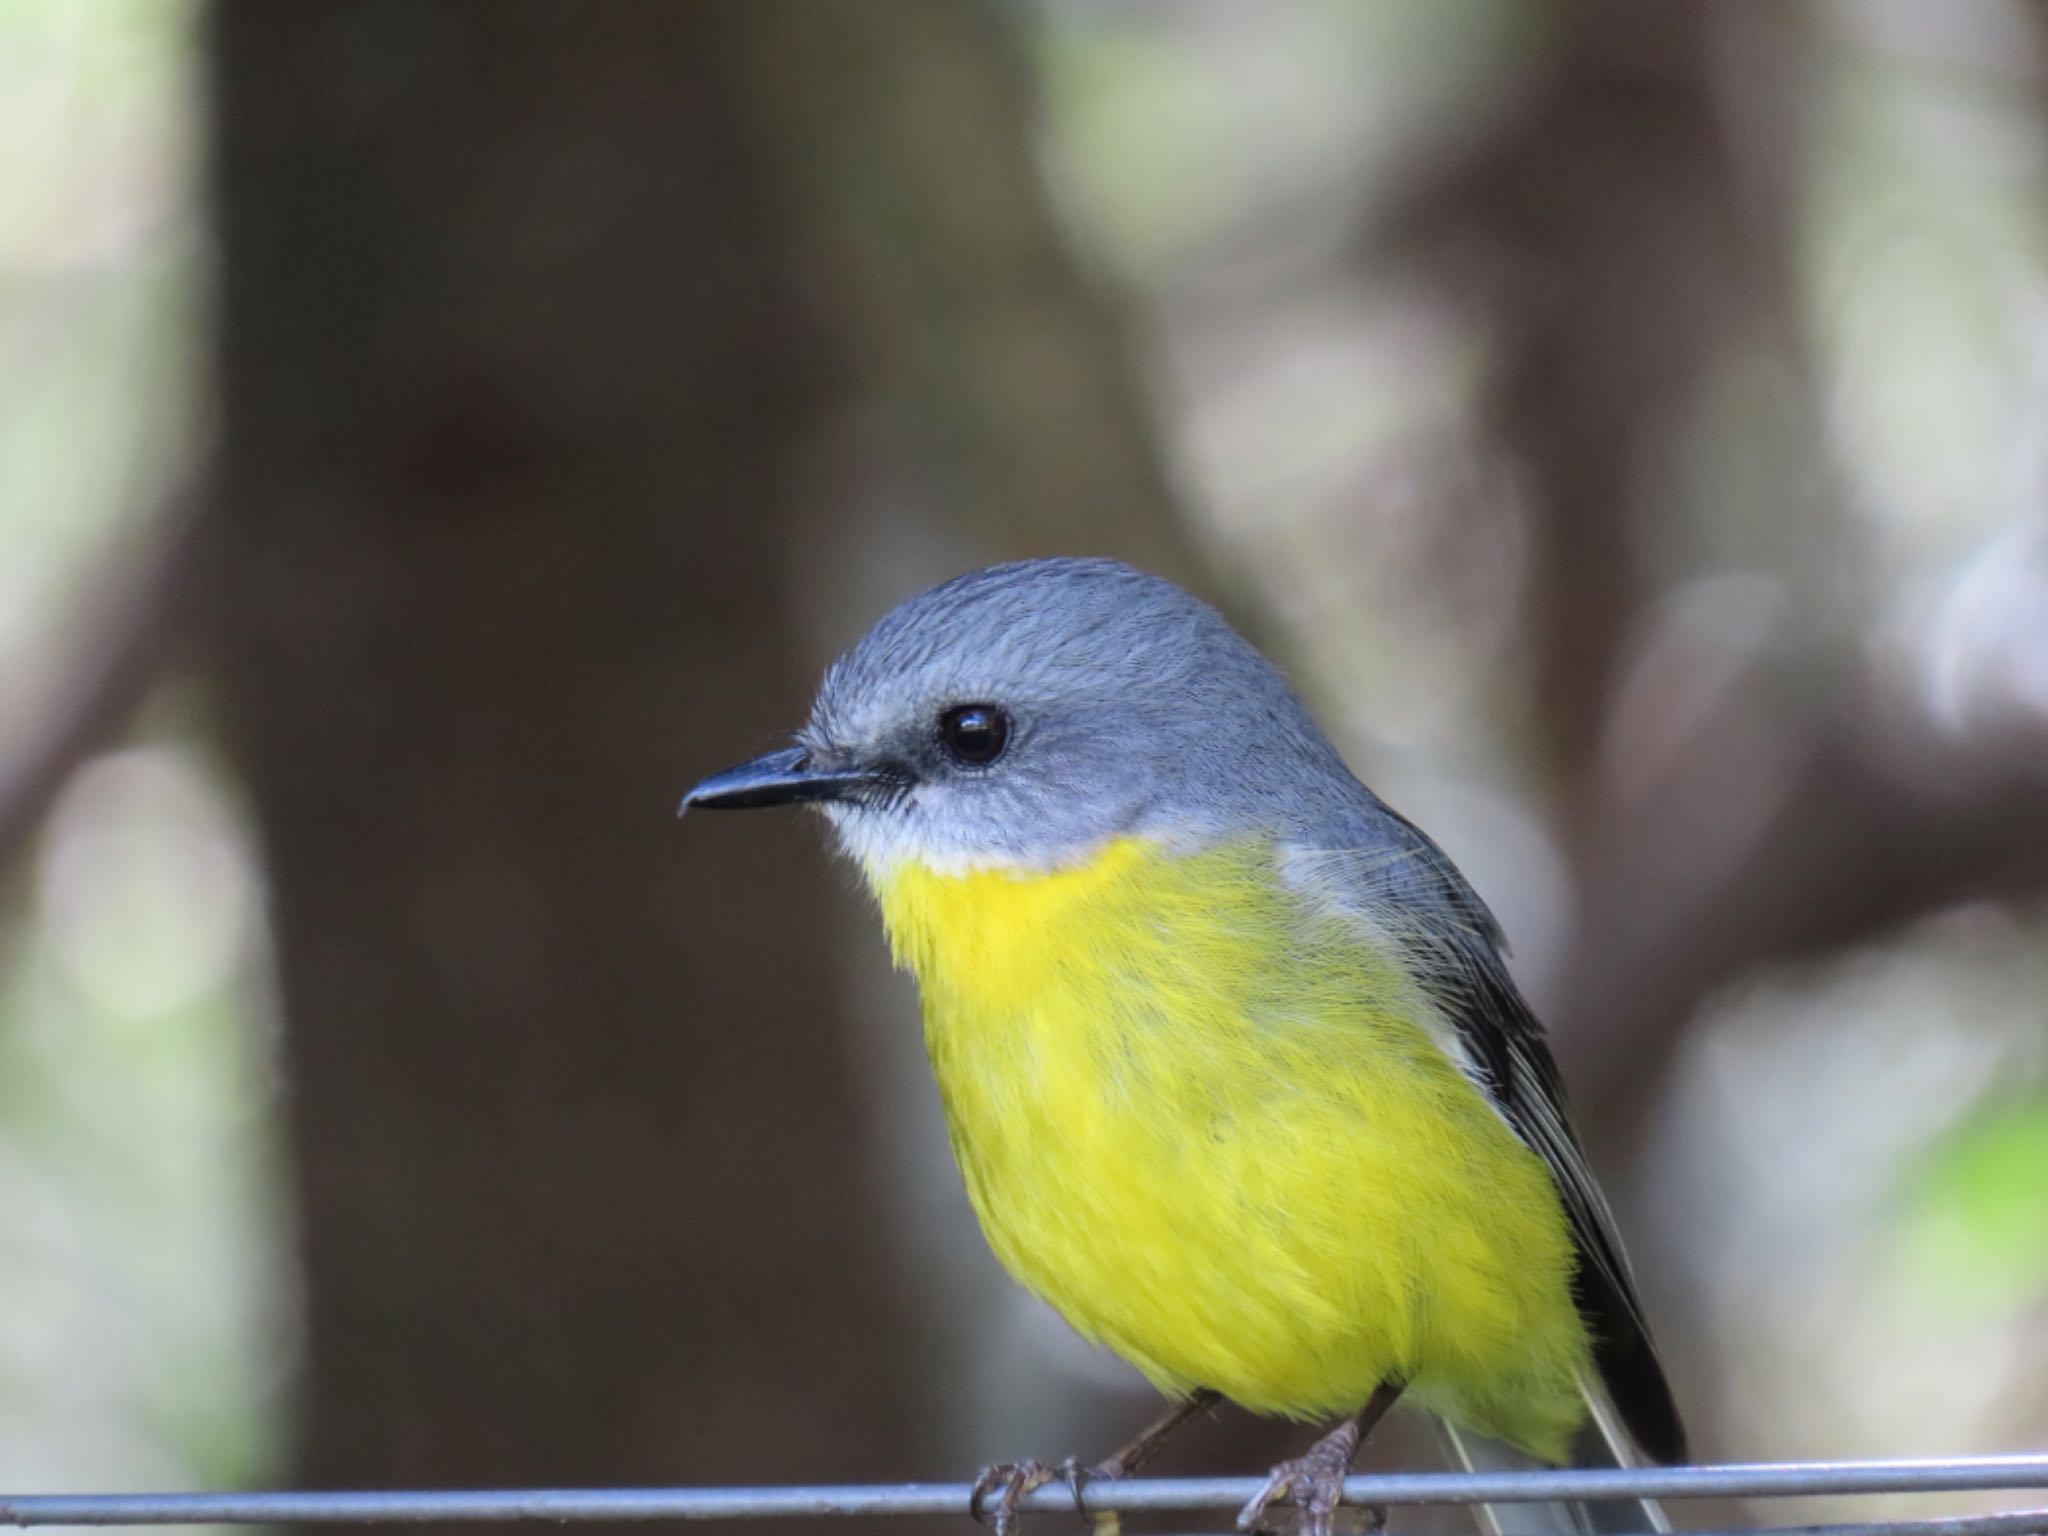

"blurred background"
[3, 2, 2048, 1532]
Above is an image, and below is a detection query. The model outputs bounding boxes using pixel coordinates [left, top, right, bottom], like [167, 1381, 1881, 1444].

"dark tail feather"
[1434, 1382, 1671, 1536]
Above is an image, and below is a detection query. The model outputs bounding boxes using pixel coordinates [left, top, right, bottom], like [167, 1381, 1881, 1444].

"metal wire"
[0, 1459, 2045, 1528]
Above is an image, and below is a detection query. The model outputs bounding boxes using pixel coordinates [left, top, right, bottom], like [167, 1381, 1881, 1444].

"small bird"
[683, 559, 1685, 1536]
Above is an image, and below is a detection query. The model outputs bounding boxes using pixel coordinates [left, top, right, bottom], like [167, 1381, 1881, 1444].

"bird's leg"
[1065, 1390, 1223, 1536]
[1237, 1380, 1404, 1536]
[970, 1390, 1223, 1536]
[1085, 1387, 1223, 1481]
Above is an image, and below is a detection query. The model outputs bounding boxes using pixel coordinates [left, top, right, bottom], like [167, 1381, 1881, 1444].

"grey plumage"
[806, 559, 1423, 874]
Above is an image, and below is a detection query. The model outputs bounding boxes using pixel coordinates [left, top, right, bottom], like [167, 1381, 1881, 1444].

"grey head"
[682, 557, 1411, 875]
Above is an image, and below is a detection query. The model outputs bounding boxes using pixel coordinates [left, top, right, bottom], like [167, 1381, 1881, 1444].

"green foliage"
[1895, 1095, 2048, 1314]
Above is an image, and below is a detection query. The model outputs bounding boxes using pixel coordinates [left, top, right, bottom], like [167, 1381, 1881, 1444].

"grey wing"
[1299, 806, 1689, 1467]
[1441, 938, 1688, 1467]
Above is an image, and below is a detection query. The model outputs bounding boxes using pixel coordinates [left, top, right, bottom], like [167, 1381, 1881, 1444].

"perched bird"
[683, 559, 1685, 1536]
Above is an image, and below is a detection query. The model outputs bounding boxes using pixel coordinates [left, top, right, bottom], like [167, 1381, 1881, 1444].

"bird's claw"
[1236, 1424, 1379, 1536]
[1055, 1458, 1095, 1508]
[970, 1459, 1088, 1536]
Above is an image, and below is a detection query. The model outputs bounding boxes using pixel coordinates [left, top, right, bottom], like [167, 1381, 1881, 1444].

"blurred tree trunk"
[1369, 5, 1818, 1485]
[723, 1, 1200, 583]
[205, 1, 922, 1517]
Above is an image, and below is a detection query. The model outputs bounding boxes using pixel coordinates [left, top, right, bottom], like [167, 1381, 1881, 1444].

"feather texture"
[873, 835, 1594, 1461]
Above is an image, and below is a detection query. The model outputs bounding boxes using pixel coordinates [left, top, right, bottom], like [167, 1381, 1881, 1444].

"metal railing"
[0, 1457, 2045, 1532]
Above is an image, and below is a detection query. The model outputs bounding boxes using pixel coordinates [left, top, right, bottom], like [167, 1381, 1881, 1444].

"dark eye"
[937, 703, 1010, 766]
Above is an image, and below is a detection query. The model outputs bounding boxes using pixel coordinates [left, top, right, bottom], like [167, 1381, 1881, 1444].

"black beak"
[679, 745, 880, 813]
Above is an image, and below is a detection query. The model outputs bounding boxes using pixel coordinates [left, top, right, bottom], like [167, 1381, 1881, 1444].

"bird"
[682, 558, 1686, 1536]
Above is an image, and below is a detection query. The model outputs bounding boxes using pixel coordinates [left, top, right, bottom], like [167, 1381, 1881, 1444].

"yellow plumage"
[872, 835, 1591, 1463]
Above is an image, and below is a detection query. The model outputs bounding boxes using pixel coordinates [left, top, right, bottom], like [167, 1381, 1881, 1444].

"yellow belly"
[872, 836, 1591, 1460]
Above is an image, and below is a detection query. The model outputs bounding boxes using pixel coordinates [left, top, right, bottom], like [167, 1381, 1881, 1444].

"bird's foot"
[1236, 1422, 1382, 1536]
[969, 1458, 1089, 1536]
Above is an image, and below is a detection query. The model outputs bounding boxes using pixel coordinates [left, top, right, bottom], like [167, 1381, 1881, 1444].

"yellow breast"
[871, 836, 1593, 1459]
